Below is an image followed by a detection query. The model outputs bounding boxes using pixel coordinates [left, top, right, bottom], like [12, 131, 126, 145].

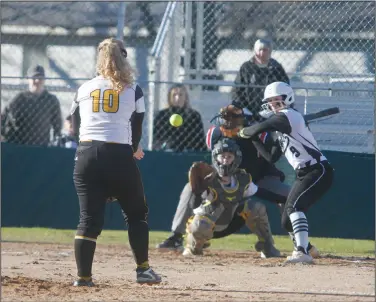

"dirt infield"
[2, 242, 374, 301]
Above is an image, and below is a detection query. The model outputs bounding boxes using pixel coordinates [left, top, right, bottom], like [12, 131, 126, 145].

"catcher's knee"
[244, 200, 267, 220]
[187, 215, 215, 240]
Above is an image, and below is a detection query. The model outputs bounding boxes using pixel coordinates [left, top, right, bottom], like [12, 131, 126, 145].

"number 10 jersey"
[70, 76, 145, 144]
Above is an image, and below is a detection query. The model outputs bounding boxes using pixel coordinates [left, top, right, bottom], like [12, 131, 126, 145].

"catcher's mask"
[212, 138, 242, 177]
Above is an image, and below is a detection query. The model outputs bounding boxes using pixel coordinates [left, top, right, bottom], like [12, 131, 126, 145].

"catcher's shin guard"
[184, 215, 214, 255]
[241, 201, 280, 258]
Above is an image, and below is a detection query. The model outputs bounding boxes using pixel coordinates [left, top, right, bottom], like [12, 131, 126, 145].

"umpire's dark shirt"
[231, 57, 289, 120]
[1, 90, 62, 146]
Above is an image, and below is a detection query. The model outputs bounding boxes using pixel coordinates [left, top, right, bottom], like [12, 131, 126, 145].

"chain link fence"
[1, 1, 375, 153]
[1, 2, 167, 148]
[170, 1, 374, 153]
[188, 1, 375, 87]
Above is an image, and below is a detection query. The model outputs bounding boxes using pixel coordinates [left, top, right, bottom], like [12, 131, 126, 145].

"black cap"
[27, 65, 45, 78]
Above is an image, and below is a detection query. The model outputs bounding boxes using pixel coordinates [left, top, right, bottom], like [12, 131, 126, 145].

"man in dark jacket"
[1, 65, 62, 146]
[232, 39, 289, 120]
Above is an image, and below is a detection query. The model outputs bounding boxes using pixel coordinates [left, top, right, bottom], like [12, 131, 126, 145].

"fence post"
[184, 2, 193, 82]
[194, 1, 204, 101]
[116, 2, 127, 41]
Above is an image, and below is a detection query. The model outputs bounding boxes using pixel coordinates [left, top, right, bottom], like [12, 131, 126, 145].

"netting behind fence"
[1, 1, 375, 153]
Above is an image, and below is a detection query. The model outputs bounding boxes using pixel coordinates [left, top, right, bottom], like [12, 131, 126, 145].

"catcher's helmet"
[211, 138, 242, 177]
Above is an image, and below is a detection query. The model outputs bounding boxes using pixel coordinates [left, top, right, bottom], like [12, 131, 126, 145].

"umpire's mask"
[212, 138, 242, 177]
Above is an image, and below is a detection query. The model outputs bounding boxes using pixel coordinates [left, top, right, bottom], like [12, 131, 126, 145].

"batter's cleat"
[73, 278, 95, 287]
[255, 241, 281, 258]
[182, 247, 203, 257]
[156, 234, 184, 252]
[308, 243, 320, 258]
[136, 267, 162, 285]
[291, 235, 319, 259]
[286, 247, 313, 264]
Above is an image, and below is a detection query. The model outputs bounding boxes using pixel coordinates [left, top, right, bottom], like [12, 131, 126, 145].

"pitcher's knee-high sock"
[74, 236, 97, 278]
[127, 218, 150, 269]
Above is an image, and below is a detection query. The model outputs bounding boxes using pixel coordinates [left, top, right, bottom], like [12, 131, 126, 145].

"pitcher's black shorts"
[73, 140, 148, 238]
[282, 161, 334, 231]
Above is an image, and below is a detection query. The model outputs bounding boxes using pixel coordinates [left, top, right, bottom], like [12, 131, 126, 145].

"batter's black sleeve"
[266, 131, 283, 159]
[241, 113, 292, 138]
[258, 131, 282, 163]
[251, 139, 277, 164]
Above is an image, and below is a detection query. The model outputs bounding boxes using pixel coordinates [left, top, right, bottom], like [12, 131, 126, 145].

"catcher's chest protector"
[204, 170, 251, 230]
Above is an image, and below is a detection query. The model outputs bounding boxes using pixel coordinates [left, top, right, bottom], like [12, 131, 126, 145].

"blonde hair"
[96, 38, 134, 92]
[167, 84, 190, 108]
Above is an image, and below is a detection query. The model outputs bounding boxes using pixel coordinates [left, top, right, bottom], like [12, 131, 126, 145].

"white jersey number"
[90, 89, 119, 113]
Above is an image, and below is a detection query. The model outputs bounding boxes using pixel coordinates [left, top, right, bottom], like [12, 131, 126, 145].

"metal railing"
[148, 1, 179, 150]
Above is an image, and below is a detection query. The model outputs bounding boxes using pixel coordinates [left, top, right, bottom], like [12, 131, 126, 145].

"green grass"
[1, 227, 374, 258]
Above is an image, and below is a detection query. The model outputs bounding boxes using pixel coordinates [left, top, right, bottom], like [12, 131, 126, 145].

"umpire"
[231, 38, 289, 121]
[70, 38, 161, 286]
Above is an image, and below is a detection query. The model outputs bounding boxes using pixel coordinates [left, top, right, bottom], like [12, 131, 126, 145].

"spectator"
[153, 84, 206, 152]
[1, 65, 62, 146]
[53, 115, 78, 149]
[231, 38, 289, 120]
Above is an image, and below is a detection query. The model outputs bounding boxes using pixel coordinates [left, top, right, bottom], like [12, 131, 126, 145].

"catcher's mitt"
[212, 105, 245, 138]
[188, 161, 216, 195]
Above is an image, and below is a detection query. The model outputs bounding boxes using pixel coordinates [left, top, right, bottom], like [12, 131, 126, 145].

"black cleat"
[156, 234, 183, 252]
[136, 267, 162, 285]
[73, 278, 95, 287]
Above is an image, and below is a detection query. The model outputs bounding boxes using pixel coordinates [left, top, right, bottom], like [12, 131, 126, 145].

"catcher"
[157, 105, 287, 257]
[157, 105, 319, 258]
[183, 138, 280, 257]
